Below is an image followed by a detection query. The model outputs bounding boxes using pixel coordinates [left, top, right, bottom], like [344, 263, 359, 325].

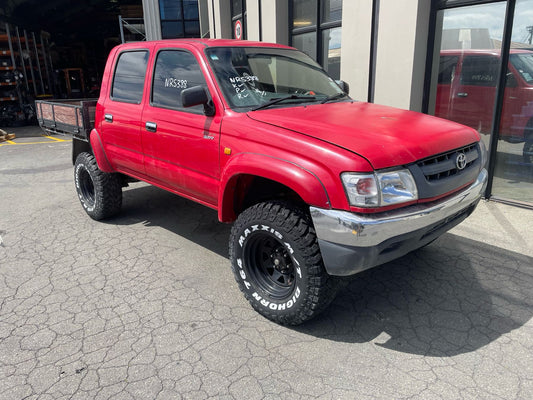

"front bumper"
[310, 169, 488, 276]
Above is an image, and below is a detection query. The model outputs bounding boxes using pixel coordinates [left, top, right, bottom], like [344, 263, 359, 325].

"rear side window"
[111, 51, 149, 103]
[460, 55, 499, 87]
[438, 56, 458, 84]
[151, 50, 208, 113]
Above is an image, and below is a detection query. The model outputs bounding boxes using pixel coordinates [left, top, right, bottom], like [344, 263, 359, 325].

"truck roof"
[113, 38, 295, 52]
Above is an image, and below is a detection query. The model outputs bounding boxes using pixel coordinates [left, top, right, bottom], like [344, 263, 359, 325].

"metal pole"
[485, 0, 516, 199]
[40, 33, 52, 94]
[23, 30, 38, 96]
[119, 15, 125, 44]
[32, 32, 45, 94]
[15, 27, 29, 92]
[5, 23, 23, 109]
[368, 0, 380, 103]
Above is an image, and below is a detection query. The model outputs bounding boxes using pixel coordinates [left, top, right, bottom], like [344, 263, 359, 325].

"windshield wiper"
[320, 92, 349, 104]
[251, 94, 317, 111]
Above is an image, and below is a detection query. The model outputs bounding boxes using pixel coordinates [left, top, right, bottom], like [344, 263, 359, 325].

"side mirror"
[506, 72, 517, 88]
[336, 80, 350, 95]
[181, 86, 215, 116]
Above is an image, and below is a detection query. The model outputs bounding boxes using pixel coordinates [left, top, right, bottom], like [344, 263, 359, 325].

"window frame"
[110, 49, 150, 105]
[159, 0, 201, 39]
[289, 0, 342, 77]
[149, 48, 210, 115]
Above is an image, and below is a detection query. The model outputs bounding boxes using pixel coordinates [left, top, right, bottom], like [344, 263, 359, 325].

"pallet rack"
[1, 22, 53, 125]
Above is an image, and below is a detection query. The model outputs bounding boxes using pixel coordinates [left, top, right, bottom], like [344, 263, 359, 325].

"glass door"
[429, 0, 533, 206]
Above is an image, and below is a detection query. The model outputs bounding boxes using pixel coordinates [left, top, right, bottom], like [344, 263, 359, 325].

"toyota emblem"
[456, 153, 467, 170]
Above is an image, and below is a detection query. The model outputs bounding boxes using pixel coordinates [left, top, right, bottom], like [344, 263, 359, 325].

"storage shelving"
[0, 22, 54, 125]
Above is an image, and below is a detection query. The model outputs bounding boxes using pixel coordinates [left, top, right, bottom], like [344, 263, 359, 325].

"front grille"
[417, 143, 479, 182]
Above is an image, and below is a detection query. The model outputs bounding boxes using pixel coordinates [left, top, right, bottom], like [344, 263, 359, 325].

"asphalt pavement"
[0, 126, 532, 399]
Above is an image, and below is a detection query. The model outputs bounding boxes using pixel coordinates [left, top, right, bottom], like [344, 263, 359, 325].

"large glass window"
[151, 50, 208, 113]
[290, 0, 342, 80]
[159, 0, 200, 39]
[492, 0, 533, 203]
[429, 0, 533, 205]
[111, 51, 149, 103]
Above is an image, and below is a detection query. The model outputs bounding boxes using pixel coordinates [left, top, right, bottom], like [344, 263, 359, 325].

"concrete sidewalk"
[451, 200, 532, 258]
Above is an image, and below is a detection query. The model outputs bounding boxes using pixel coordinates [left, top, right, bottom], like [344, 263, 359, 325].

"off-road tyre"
[229, 201, 340, 325]
[74, 152, 122, 220]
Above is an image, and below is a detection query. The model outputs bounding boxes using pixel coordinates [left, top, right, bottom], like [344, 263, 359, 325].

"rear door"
[100, 48, 150, 176]
[141, 46, 221, 207]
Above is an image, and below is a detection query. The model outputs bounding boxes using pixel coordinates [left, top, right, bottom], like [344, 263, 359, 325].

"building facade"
[142, 0, 533, 208]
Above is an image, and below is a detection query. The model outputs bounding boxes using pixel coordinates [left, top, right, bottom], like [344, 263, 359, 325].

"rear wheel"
[74, 152, 122, 220]
[229, 201, 340, 325]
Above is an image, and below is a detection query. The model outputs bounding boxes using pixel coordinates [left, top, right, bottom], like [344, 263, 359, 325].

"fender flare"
[218, 152, 330, 222]
[89, 129, 114, 173]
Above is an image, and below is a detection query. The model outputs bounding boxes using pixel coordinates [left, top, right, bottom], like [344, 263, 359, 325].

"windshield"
[205, 47, 347, 111]
[510, 52, 533, 84]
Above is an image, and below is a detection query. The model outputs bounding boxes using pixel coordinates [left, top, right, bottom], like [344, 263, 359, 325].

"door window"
[151, 50, 208, 113]
[111, 51, 149, 103]
[460, 55, 499, 87]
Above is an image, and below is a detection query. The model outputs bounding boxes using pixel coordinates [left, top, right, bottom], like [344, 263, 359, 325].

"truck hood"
[246, 101, 479, 170]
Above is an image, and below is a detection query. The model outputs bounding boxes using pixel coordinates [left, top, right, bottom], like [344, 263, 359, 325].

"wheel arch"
[218, 153, 331, 222]
[87, 128, 114, 173]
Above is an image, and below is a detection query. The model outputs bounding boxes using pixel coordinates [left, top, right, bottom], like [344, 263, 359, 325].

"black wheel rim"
[244, 232, 296, 299]
[79, 168, 95, 208]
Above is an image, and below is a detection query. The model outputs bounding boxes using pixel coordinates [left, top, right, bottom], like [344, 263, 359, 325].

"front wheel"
[74, 152, 122, 220]
[229, 201, 340, 325]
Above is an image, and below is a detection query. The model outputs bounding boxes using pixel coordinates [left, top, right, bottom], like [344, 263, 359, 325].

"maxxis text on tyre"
[229, 201, 340, 325]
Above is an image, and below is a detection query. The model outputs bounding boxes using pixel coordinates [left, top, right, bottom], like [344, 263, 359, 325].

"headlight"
[341, 169, 418, 207]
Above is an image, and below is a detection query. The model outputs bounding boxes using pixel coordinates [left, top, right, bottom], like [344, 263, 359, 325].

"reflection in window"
[152, 51, 207, 113]
[460, 55, 499, 87]
[111, 51, 149, 103]
[438, 56, 458, 84]
[492, 0, 533, 204]
[322, 27, 341, 79]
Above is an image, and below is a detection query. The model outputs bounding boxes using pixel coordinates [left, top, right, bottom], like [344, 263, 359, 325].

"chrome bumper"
[310, 169, 488, 276]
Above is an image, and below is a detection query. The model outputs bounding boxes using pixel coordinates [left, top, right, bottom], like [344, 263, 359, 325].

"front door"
[141, 48, 221, 207]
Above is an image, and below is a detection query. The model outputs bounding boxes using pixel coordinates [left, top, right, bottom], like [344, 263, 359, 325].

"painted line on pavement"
[0, 135, 72, 147]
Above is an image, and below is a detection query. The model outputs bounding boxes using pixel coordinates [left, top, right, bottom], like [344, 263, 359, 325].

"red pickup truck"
[42, 39, 488, 325]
